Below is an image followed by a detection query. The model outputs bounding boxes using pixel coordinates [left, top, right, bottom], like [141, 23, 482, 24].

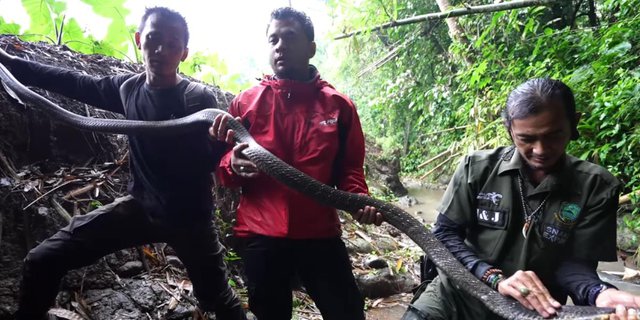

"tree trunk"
[434, 0, 473, 64]
[587, 0, 599, 26]
[434, 0, 469, 45]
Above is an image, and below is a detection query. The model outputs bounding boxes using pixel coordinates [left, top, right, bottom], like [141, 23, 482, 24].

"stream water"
[401, 184, 445, 223]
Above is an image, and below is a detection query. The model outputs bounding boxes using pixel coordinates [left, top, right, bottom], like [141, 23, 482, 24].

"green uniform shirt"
[418, 146, 620, 319]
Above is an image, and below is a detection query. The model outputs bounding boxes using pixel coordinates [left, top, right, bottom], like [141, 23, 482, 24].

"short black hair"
[502, 78, 579, 140]
[268, 7, 314, 41]
[138, 7, 189, 46]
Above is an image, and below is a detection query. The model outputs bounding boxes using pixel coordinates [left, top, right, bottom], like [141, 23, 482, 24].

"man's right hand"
[497, 270, 561, 318]
[209, 114, 238, 144]
[0, 47, 16, 64]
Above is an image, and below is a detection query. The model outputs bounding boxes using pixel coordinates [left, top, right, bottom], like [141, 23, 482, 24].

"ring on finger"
[518, 286, 531, 298]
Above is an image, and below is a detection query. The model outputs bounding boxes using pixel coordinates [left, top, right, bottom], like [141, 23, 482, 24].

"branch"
[620, 190, 640, 205]
[334, 0, 559, 40]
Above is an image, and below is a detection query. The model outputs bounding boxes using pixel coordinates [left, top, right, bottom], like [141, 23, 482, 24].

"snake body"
[0, 63, 614, 319]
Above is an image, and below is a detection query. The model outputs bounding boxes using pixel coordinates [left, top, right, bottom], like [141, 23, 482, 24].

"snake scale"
[0, 62, 614, 319]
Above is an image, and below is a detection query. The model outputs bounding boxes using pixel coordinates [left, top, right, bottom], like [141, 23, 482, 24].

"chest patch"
[477, 192, 503, 206]
[476, 208, 507, 229]
[542, 224, 571, 244]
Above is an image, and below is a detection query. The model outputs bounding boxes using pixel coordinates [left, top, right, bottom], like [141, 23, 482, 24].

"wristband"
[588, 282, 617, 306]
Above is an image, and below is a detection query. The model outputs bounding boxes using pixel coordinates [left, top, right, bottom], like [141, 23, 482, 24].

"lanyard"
[517, 174, 550, 238]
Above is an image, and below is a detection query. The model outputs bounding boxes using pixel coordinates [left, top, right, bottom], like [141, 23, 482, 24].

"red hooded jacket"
[217, 69, 369, 239]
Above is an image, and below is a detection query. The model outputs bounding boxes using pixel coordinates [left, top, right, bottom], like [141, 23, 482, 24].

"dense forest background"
[0, 0, 638, 230]
[325, 0, 640, 228]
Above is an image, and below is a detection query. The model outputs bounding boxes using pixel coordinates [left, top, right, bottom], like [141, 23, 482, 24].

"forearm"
[556, 259, 616, 305]
[6, 57, 125, 113]
[434, 213, 492, 279]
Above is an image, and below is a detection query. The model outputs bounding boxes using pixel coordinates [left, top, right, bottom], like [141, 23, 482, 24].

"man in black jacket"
[0, 7, 246, 320]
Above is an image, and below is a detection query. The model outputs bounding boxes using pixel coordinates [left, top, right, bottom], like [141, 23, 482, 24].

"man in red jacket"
[210, 6, 382, 320]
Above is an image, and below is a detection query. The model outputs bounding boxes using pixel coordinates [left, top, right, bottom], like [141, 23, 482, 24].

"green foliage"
[0, 17, 21, 34]
[224, 249, 242, 263]
[181, 51, 251, 93]
[88, 200, 103, 210]
[330, 0, 640, 194]
[0, 0, 247, 91]
[10, 0, 136, 61]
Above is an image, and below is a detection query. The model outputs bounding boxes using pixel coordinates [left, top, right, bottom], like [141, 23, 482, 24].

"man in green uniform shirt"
[402, 78, 640, 320]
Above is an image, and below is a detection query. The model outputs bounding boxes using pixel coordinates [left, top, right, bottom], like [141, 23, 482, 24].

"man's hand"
[230, 143, 259, 178]
[0, 47, 15, 65]
[352, 205, 384, 226]
[497, 270, 561, 318]
[597, 289, 640, 320]
[209, 114, 238, 144]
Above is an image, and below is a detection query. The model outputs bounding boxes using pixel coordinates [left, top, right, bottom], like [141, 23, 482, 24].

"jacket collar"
[498, 146, 574, 195]
[261, 65, 329, 91]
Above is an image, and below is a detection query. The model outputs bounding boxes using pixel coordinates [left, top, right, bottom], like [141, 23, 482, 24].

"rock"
[364, 141, 408, 197]
[364, 256, 388, 269]
[37, 206, 49, 216]
[617, 216, 639, 253]
[63, 260, 119, 290]
[166, 255, 184, 269]
[121, 279, 166, 311]
[355, 269, 418, 298]
[165, 305, 197, 320]
[83, 288, 143, 320]
[117, 261, 144, 277]
[376, 238, 398, 252]
[397, 195, 419, 208]
[346, 238, 374, 254]
[0, 177, 12, 187]
[388, 228, 402, 238]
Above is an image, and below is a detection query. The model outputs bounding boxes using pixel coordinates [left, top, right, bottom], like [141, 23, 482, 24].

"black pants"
[15, 195, 245, 320]
[239, 236, 365, 320]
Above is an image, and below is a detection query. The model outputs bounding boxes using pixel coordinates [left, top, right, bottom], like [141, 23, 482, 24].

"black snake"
[0, 63, 614, 319]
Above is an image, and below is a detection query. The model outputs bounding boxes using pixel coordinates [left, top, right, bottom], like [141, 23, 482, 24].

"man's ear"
[181, 47, 189, 62]
[134, 32, 142, 49]
[308, 41, 316, 60]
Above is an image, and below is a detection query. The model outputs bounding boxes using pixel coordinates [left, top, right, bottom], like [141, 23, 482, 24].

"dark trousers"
[239, 236, 365, 320]
[15, 195, 245, 320]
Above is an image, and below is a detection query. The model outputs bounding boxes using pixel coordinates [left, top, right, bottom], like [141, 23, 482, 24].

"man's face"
[510, 104, 575, 173]
[135, 13, 188, 78]
[267, 18, 315, 81]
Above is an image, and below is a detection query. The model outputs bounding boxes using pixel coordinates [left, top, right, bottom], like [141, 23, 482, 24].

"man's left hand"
[353, 205, 384, 226]
[597, 289, 640, 320]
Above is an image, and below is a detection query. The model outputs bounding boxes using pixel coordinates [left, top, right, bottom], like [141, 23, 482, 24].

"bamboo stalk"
[620, 190, 640, 205]
[420, 152, 462, 180]
[335, 0, 559, 40]
[51, 199, 72, 223]
[417, 149, 451, 169]
[420, 142, 492, 180]
[425, 125, 469, 136]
